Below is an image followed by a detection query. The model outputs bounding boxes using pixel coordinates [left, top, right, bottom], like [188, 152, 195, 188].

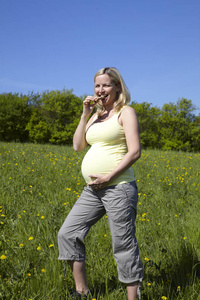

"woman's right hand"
[82, 96, 97, 118]
[73, 96, 98, 152]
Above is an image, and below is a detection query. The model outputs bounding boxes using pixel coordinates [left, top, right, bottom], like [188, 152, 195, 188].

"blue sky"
[1, 0, 200, 113]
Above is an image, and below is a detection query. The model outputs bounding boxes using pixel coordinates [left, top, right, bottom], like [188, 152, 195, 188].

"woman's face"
[94, 74, 120, 107]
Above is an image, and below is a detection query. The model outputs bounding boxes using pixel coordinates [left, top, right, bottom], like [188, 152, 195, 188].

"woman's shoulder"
[119, 105, 136, 115]
[118, 106, 138, 125]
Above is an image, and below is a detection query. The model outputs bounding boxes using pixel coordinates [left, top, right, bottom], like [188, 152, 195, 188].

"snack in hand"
[92, 95, 106, 104]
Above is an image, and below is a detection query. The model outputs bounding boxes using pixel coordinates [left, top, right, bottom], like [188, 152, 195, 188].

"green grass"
[0, 142, 200, 300]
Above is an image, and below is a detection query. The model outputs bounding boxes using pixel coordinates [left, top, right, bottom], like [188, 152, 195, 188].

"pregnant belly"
[81, 145, 121, 183]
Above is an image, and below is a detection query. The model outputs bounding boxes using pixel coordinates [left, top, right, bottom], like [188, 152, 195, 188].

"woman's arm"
[88, 106, 141, 188]
[73, 115, 89, 152]
[73, 96, 97, 152]
[111, 106, 141, 177]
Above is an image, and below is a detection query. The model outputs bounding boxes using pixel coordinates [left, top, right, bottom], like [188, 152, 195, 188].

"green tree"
[25, 108, 51, 144]
[159, 98, 199, 151]
[25, 89, 83, 145]
[0, 93, 31, 142]
[41, 89, 83, 145]
[130, 102, 161, 149]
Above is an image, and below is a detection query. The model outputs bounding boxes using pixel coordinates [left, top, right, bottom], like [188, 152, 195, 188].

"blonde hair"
[94, 67, 131, 116]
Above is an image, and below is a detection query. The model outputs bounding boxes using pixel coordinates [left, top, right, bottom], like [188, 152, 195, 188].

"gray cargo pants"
[58, 181, 143, 289]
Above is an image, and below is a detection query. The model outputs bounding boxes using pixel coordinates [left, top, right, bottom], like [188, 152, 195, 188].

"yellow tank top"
[81, 106, 135, 186]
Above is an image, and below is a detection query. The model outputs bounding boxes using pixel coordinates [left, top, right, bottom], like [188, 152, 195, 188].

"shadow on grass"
[63, 242, 200, 299]
[142, 241, 200, 299]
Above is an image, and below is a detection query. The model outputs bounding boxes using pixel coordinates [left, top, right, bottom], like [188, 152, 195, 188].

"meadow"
[0, 142, 200, 300]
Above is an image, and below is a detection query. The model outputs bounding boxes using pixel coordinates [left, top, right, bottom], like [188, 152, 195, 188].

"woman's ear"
[117, 83, 121, 92]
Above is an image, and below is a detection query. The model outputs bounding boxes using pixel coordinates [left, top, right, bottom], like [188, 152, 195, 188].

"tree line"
[0, 90, 199, 152]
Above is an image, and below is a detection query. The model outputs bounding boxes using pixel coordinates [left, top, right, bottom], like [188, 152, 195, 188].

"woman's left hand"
[88, 174, 110, 191]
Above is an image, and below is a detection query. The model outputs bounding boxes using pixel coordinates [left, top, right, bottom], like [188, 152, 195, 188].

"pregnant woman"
[58, 67, 143, 300]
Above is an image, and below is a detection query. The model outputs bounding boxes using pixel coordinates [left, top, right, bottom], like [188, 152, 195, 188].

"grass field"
[0, 142, 200, 300]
